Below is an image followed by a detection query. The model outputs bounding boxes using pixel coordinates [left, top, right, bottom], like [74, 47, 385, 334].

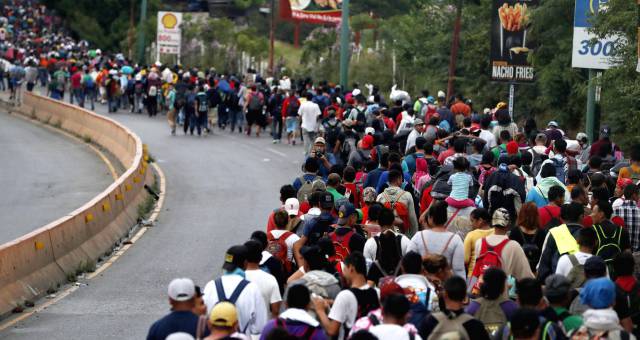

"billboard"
[571, 0, 618, 69]
[282, 0, 342, 25]
[157, 11, 183, 55]
[490, 0, 538, 83]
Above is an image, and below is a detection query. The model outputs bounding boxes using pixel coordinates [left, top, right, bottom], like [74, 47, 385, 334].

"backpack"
[478, 165, 497, 187]
[518, 228, 541, 273]
[372, 234, 403, 278]
[248, 92, 263, 111]
[307, 216, 334, 247]
[286, 99, 300, 117]
[382, 191, 411, 233]
[528, 148, 545, 175]
[473, 297, 509, 336]
[349, 287, 381, 319]
[593, 224, 623, 276]
[83, 75, 94, 89]
[297, 175, 325, 202]
[275, 318, 319, 340]
[566, 254, 586, 290]
[329, 229, 354, 262]
[197, 93, 208, 113]
[427, 312, 472, 340]
[468, 238, 510, 296]
[619, 281, 640, 323]
[551, 157, 567, 184]
[134, 82, 144, 94]
[341, 136, 358, 163]
[148, 85, 158, 97]
[214, 278, 249, 305]
[353, 107, 366, 132]
[267, 231, 294, 273]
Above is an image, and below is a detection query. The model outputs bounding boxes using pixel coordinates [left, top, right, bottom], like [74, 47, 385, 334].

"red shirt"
[70, 72, 82, 89]
[437, 148, 455, 164]
[538, 205, 561, 228]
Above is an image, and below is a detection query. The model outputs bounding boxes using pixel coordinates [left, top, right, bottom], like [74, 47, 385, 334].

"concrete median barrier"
[0, 93, 153, 316]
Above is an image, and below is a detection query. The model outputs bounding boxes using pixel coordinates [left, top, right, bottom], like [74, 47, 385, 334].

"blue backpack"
[551, 158, 566, 184]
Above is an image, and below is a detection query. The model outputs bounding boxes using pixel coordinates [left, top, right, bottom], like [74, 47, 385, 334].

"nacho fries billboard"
[490, 0, 538, 82]
[285, 0, 342, 25]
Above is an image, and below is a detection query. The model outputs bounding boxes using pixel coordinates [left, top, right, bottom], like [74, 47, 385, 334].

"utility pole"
[268, 0, 275, 76]
[586, 69, 597, 142]
[339, 0, 350, 89]
[446, 0, 463, 102]
[137, 0, 148, 65]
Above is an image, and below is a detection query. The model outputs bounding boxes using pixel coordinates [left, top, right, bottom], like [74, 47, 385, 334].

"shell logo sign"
[157, 11, 182, 56]
[161, 13, 178, 29]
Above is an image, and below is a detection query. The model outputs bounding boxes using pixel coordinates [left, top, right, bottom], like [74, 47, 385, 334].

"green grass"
[274, 41, 302, 72]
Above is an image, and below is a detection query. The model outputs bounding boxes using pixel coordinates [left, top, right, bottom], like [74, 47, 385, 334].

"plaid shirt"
[614, 200, 640, 252]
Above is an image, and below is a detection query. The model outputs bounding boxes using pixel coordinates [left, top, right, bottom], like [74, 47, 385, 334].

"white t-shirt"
[299, 101, 321, 132]
[555, 251, 593, 277]
[245, 269, 282, 318]
[363, 232, 417, 263]
[479, 129, 497, 149]
[328, 285, 379, 330]
[269, 230, 300, 262]
[369, 324, 423, 340]
[203, 274, 268, 335]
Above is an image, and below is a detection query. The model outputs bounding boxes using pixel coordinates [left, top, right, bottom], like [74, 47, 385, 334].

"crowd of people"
[2, 1, 640, 340]
[145, 82, 640, 340]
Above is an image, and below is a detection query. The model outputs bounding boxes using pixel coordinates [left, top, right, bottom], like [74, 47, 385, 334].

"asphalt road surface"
[0, 112, 113, 245]
[0, 100, 302, 339]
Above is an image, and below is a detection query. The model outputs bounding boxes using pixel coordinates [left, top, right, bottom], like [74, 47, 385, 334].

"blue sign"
[575, 0, 608, 28]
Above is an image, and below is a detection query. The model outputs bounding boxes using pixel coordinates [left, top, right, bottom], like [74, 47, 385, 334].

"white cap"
[284, 198, 300, 216]
[352, 89, 361, 96]
[483, 108, 491, 114]
[437, 90, 446, 98]
[168, 278, 195, 302]
[365, 127, 375, 136]
[166, 333, 195, 340]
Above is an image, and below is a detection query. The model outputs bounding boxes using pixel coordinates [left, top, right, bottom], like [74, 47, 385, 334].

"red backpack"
[267, 231, 294, 273]
[382, 191, 411, 233]
[343, 182, 363, 208]
[329, 230, 355, 263]
[468, 238, 510, 296]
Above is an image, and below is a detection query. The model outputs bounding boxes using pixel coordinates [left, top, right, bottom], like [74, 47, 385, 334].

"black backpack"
[349, 287, 381, 319]
[593, 223, 623, 276]
[517, 227, 541, 273]
[286, 99, 300, 117]
[307, 216, 334, 246]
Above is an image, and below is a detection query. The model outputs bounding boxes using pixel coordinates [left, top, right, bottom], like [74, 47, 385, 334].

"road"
[0, 101, 303, 339]
[0, 112, 113, 245]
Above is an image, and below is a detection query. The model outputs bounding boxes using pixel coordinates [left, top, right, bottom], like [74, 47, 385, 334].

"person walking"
[299, 93, 322, 156]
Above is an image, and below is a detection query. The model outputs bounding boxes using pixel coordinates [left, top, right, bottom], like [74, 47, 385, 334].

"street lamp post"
[137, 0, 148, 65]
[339, 0, 350, 89]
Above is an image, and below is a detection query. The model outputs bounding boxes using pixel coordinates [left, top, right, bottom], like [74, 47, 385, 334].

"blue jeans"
[84, 88, 96, 110]
[229, 110, 243, 132]
[72, 88, 84, 107]
[271, 115, 282, 140]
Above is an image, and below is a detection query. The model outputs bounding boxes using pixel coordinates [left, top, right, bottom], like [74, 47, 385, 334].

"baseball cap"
[600, 125, 611, 138]
[544, 274, 570, 299]
[414, 118, 425, 126]
[168, 278, 195, 302]
[547, 121, 559, 128]
[495, 102, 507, 110]
[320, 192, 334, 209]
[166, 333, 195, 340]
[209, 301, 238, 328]
[352, 89, 362, 96]
[584, 255, 607, 278]
[337, 202, 357, 224]
[314, 137, 326, 145]
[492, 208, 510, 228]
[362, 187, 377, 203]
[284, 198, 300, 216]
[506, 141, 519, 155]
[365, 127, 375, 136]
[361, 135, 374, 150]
[437, 90, 446, 98]
[580, 277, 616, 309]
[222, 245, 248, 272]
[427, 96, 435, 104]
[576, 132, 588, 143]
